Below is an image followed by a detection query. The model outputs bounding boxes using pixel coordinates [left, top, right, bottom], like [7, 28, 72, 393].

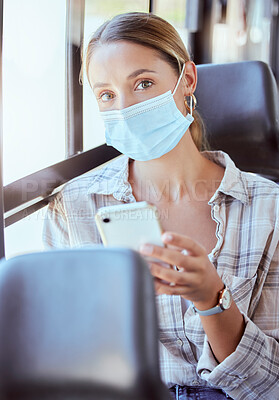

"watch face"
[221, 288, 232, 309]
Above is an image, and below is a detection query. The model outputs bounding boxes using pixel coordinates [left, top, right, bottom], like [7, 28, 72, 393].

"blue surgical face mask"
[100, 64, 194, 161]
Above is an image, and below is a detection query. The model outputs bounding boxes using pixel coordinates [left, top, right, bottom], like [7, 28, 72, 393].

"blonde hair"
[81, 12, 208, 151]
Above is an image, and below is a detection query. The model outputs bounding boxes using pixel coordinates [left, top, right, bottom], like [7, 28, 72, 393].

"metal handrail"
[4, 145, 120, 227]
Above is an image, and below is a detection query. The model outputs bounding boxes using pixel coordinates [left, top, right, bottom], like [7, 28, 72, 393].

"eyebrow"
[92, 82, 110, 91]
[127, 68, 157, 79]
[92, 69, 157, 91]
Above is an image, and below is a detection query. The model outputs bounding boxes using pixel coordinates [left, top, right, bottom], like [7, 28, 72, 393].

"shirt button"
[176, 339, 183, 346]
[213, 204, 219, 212]
[192, 380, 199, 385]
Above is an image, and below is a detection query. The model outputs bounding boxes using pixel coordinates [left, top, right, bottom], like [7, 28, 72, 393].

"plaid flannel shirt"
[43, 151, 279, 399]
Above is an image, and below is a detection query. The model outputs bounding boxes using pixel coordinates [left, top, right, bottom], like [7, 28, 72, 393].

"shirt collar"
[87, 155, 135, 202]
[202, 150, 249, 206]
[87, 151, 249, 205]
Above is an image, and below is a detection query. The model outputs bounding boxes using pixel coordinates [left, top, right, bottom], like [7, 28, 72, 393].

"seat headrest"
[195, 61, 279, 179]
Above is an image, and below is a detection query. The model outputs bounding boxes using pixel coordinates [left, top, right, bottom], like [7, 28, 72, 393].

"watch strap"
[192, 303, 224, 316]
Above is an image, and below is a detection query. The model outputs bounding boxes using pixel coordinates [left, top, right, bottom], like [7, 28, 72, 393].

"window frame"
[66, 0, 84, 157]
[270, 0, 279, 83]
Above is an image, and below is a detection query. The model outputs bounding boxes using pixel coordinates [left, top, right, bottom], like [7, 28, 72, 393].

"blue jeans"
[168, 385, 233, 400]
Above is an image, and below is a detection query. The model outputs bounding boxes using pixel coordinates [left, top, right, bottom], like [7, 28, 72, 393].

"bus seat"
[195, 61, 279, 180]
[0, 248, 170, 400]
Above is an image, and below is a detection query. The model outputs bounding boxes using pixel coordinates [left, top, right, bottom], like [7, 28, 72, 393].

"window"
[212, 0, 271, 64]
[4, 207, 48, 258]
[154, 0, 189, 48]
[2, 0, 67, 258]
[2, 0, 66, 185]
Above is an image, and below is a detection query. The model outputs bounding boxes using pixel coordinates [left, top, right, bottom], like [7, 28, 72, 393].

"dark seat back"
[0, 248, 170, 400]
[196, 61, 279, 179]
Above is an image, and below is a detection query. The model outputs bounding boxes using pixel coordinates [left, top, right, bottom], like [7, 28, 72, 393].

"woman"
[43, 12, 279, 399]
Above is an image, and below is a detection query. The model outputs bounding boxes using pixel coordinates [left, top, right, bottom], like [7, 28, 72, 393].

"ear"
[182, 61, 197, 96]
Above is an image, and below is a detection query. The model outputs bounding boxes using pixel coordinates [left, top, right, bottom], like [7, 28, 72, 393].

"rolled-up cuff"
[197, 314, 273, 397]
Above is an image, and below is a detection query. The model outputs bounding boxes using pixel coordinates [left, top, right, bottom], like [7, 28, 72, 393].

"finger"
[162, 232, 206, 256]
[140, 243, 198, 270]
[149, 261, 195, 286]
[154, 278, 193, 296]
[144, 259, 171, 270]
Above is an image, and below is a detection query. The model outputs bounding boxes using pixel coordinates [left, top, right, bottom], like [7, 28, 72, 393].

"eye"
[136, 80, 153, 90]
[98, 91, 115, 103]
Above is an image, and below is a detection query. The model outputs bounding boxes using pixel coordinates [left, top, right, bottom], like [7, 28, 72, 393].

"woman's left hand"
[139, 231, 224, 310]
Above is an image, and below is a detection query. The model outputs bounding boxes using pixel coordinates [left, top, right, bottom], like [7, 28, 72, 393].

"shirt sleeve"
[197, 244, 279, 399]
[42, 192, 70, 249]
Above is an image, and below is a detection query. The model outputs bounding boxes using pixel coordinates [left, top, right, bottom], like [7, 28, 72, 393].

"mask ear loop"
[172, 63, 186, 95]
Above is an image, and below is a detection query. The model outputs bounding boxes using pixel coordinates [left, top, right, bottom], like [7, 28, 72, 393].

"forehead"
[88, 41, 170, 84]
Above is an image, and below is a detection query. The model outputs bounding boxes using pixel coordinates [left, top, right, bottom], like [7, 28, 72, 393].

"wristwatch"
[193, 286, 232, 316]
